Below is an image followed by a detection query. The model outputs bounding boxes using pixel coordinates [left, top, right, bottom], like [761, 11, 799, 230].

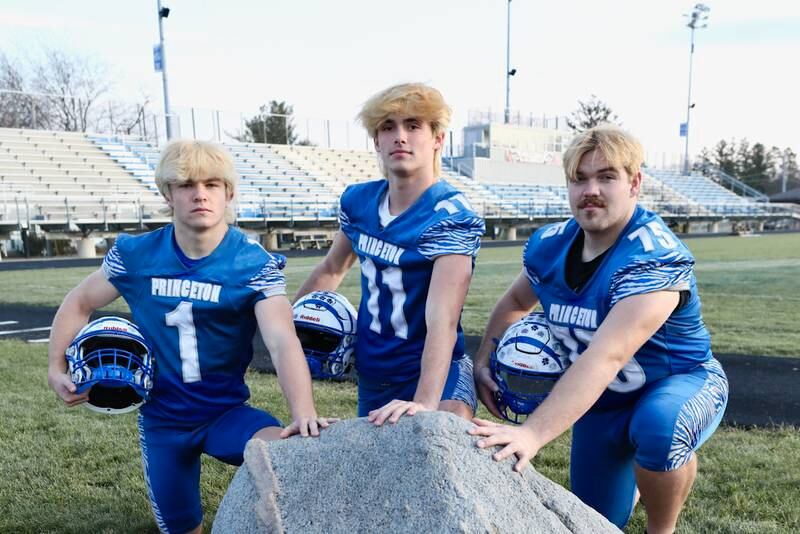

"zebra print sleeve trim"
[247, 254, 287, 297]
[418, 216, 485, 260]
[522, 237, 541, 286]
[609, 251, 693, 306]
[102, 244, 126, 279]
[338, 207, 351, 230]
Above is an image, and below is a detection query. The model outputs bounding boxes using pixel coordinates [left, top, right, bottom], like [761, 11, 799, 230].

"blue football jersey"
[523, 205, 712, 408]
[102, 225, 286, 424]
[339, 179, 485, 382]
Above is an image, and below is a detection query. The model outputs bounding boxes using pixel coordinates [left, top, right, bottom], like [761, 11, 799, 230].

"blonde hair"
[155, 139, 238, 222]
[562, 123, 644, 183]
[357, 83, 451, 178]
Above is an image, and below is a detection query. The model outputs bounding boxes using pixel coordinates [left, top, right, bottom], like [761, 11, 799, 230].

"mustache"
[578, 197, 605, 208]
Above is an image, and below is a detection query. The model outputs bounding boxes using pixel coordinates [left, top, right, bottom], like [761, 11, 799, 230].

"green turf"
[1, 339, 797, 533]
[1, 232, 799, 531]
[2, 233, 799, 357]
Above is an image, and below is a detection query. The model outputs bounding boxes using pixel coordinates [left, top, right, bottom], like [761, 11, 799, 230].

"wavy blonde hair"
[155, 139, 238, 223]
[562, 123, 644, 183]
[357, 83, 451, 178]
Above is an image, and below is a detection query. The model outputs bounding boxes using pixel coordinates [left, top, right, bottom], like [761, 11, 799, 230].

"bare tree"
[0, 53, 44, 128]
[97, 95, 152, 136]
[31, 49, 110, 132]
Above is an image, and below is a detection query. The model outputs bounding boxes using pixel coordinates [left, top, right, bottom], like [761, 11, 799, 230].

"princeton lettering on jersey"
[151, 278, 222, 303]
[356, 233, 405, 266]
[549, 303, 598, 329]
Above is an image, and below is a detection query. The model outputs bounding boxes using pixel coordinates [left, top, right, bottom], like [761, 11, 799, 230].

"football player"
[295, 83, 485, 424]
[470, 124, 729, 533]
[47, 139, 334, 534]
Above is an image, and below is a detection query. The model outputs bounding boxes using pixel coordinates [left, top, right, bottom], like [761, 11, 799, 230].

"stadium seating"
[0, 129, 164, 223]
[647, 169, 767, 216]
[226, 143, 339, 220]
[0, 127, 774, 231]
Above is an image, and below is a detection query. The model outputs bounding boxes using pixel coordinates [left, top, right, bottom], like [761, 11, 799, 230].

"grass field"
[1, 233, 799, 532]
[4, 232, 800, 355]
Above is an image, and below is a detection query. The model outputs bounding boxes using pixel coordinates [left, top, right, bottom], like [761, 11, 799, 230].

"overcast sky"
[1, 0, 798, 160]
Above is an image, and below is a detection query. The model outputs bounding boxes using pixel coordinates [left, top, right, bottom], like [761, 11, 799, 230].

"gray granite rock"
[213, 412, 620, 534]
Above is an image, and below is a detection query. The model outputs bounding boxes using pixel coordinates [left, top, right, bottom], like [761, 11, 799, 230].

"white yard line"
[27, 338, 50, 343]
[0, 321, 19, 326]
[0, 326, 52, 336]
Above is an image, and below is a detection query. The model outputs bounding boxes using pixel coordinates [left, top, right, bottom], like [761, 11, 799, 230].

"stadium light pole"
[504, 0, 516, 124]
[157, 0, 173, 140]
[682, 3, 709, 175]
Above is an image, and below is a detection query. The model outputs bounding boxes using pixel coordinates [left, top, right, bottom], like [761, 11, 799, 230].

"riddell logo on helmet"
[102, 326, 128, 332]
[300, 315, 321, 322]
[512, 359, 534, 369]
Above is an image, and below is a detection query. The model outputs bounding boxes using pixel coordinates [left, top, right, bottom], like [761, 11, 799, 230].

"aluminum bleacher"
[1, 127, 779, 232]
[647, 169, 767, 216]
[0, 128, 164, 225]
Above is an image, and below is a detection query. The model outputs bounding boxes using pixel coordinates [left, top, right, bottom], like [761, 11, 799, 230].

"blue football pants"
[570, 358, 728, 528]
[357, 357, 477, 417]
[138, 404, 281, 533]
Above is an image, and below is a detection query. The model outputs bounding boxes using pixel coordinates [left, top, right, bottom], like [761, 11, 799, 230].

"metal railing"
[467, 109, 570, 130]
[700, 165, 770, 202]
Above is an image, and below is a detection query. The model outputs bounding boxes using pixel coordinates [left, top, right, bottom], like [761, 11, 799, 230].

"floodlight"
[682, 3, 710, 174]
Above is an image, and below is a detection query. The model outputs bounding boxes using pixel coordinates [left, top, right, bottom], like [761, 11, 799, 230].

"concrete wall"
[472, 158, 565, 186]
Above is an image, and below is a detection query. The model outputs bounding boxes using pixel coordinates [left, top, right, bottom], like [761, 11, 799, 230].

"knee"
[630, 405, 690, 472]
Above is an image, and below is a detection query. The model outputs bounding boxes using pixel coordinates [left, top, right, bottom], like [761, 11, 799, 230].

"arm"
[255, 295, 336, 437]
[368, 254, 473, 424]
[47, 269, 121, 405]
[294, 231, 357, 301]
[471, 290, 680, 471]
[472, 270, 540, 418]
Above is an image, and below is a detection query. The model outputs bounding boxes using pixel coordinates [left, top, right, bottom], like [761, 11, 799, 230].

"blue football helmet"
[293, 291, 357, 379]
[66, 316, 155, 414]
[490, 312, 569, 424]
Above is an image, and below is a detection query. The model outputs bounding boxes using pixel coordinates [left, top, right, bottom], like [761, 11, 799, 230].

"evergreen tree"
[711, 139, 737, 176]
[700, 139, 800, 194]
[240, 100, 298, 144]
[776, 147, 800, 193]
[565, 95, 620, 133]
[741, 142, 770, 191]
[735, 138, 750, 178]
[694, 147, 713, 171]
[733, 138, 772, 191]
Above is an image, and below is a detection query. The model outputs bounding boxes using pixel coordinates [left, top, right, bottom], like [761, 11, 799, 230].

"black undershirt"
[564, 230, 689, 308]
[565, 231, 608, 292]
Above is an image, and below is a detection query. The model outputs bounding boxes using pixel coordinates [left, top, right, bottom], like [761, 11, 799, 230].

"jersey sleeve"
[521, 235, 541, 287]
[338, 205, 351, 231]
[101, 243, 126, 280]
[609, 250, 693, 306]
[417, 214, 485, 260]
[338, 185, 355, 235]
[102, 234, 134, 285]
[247, 253, 288, 300]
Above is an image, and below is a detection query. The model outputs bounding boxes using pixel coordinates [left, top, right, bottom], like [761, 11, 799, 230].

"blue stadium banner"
[153, 44, 163, 73]
[679, 122, 688, 137]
